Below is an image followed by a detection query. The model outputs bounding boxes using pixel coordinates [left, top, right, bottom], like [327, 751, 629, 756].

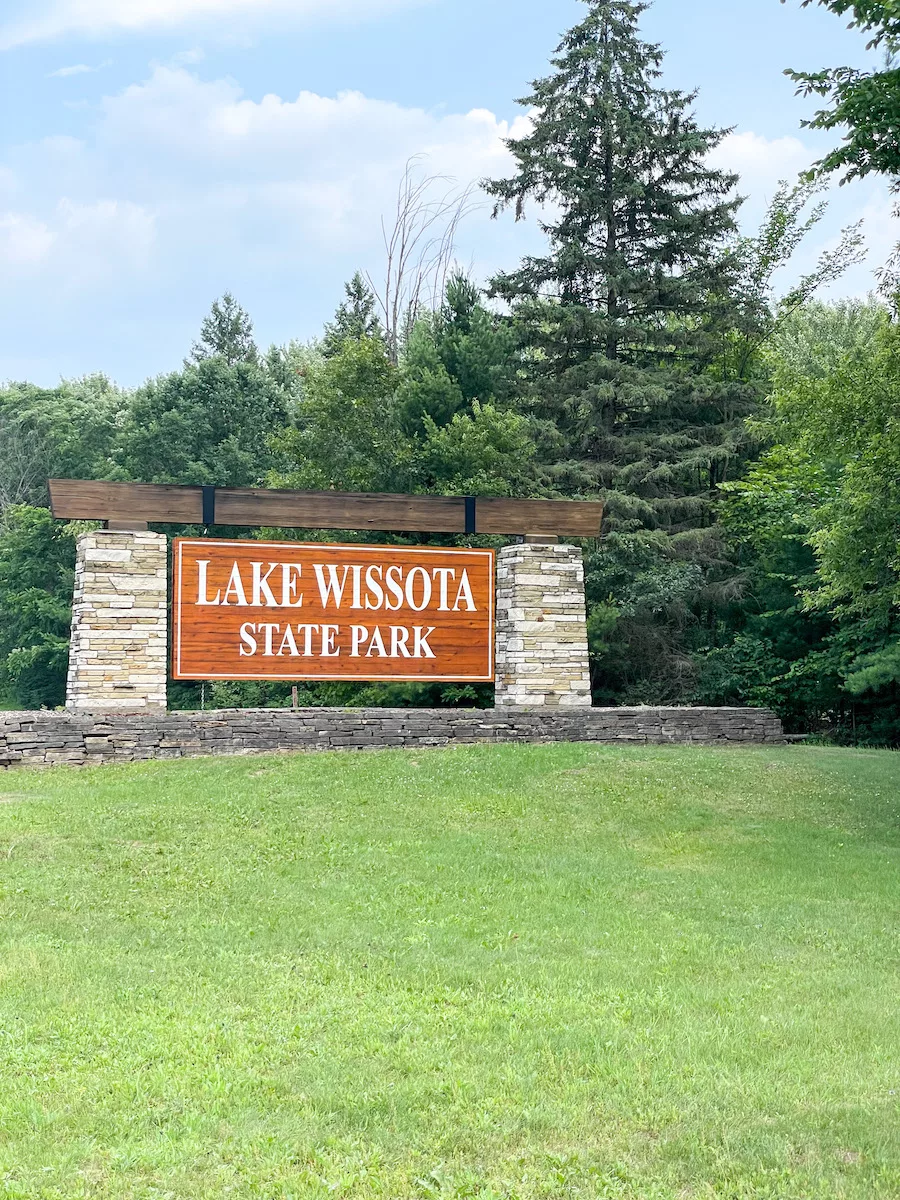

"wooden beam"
[49, 479, 604, 538]
[50, 480, 203, 524]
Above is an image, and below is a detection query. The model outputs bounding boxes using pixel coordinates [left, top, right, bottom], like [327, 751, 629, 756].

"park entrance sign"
[49, 479, 603, 711]
[172, 539, 495, 682]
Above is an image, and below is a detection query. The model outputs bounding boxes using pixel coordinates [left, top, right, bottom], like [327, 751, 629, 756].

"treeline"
[1, 0, 898, 743]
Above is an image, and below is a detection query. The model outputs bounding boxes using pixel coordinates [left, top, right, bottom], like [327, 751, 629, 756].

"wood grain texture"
[172, 539, 495, 682]
[476, 498, 601, 537]
[49, 480, 604, 537]
[50, 480, 203, 523]
[213, 488, 467, 533]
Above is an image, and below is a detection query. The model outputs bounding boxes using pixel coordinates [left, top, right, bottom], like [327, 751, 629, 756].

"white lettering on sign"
[237, 622, 438, 659]
[201, 560, 478, 613]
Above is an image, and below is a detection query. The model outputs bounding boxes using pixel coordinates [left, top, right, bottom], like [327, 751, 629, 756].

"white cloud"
[0, 212, 56, 266]
[71, 66, 528, 264]
[709, 131, 814, 221]
[170, 48, 205, 66]
[0, 65, 528, 381]
[0, 63, 891, 385]
[0, 0, 425, 49]
[48, 62, 95, 77]
[1, 197, 155, 285]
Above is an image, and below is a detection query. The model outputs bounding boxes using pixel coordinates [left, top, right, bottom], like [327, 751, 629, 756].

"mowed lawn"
[0, 744, 898, 1199]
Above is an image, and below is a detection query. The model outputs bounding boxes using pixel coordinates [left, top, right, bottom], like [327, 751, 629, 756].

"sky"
[0, 0, 895, 387]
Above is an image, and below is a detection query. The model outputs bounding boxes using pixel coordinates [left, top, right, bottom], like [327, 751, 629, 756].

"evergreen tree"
[189, 292, 258, 366]
[321, 272, 384, 356]
[485, 0, 753, 532]
[484, 0, 766, 702]
[396, 273, 516, 434]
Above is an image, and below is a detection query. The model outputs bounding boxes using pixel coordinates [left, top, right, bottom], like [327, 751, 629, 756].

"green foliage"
[189, 292, 258, 366]
[416, 402, 535, 497]
[696, 300, 900, 742]
[773, 322, 900, 616]
[273, 336, 401, 493]
[119, 357, 288, 487]
[397, 274, 517, 433]
[321, 272, 384, 356]
[770, 295, 888, 376]
[276, 297, 534, 502]
[0, 506, 78, 709]
[783, 1, 900, 187]
[0, 376, 127, 511]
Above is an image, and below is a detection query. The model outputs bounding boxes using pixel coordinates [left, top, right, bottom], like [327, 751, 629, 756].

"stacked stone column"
[494, 543, 592, 708]
[66, 531, 168, 712]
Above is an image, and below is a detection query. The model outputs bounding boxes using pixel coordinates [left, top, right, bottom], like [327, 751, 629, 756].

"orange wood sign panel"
[172, 539, 495, 682]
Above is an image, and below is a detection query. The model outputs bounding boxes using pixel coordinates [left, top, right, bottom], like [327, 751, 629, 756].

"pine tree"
[189, 293, 258, 367]
[321, 272, 384, 357]
[486, 0, 754, 533]
[396, 273, 516, 434]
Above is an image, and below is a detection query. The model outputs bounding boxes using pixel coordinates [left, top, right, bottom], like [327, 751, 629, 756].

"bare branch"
[366, 158, 485, 362]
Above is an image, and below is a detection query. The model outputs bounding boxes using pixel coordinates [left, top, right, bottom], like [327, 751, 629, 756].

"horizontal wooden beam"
[48, 479, 604, 538]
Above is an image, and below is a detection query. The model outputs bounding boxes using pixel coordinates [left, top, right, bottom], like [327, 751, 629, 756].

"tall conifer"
[486, 0, 753, 534]
[322, 272, 384, 357]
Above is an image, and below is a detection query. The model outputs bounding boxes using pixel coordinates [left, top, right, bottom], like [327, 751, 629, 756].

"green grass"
[0, 743, 898, 1199]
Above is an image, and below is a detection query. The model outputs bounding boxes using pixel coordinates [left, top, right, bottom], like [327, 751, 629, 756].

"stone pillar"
[66, 530, 168, 712]
[494, 543, 592, 708]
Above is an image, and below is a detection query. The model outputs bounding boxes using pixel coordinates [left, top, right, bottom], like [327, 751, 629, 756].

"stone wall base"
[0, 706, 784, 768]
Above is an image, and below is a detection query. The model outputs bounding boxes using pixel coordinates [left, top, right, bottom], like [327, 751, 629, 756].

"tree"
[0, 506, 77, 709]
[396, 273, 517, 435]
[485, 0, 751, 526]
[773, 317, 900, 618]
[273, 336, 401, 494]
[697, 299, 900, 743]
[783, 1, 900, 188]
[769, 294, 887, 377]
[0, 414, 44, 515]
[367, 158, 480, 364]
[484, 0, 760, 701]
[0, 376, 127, 513]
[273, 323, 534, 501]
[726, 180, 865, 380]
[189, 292, 258, 366]
[119, 357, 287, 487]
[321, 272, 384, 356]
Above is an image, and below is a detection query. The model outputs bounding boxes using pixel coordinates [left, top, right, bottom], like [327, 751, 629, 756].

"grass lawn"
[0, 743, 898, 1199]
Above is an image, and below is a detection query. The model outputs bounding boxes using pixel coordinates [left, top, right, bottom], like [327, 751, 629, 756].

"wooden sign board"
[172, 539, 495, 682]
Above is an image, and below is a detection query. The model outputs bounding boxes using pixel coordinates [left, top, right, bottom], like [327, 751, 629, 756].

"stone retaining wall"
[0, 706, 783, 768]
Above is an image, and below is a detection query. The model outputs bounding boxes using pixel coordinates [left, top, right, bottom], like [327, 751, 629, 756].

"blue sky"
[0, 0, 894, 386]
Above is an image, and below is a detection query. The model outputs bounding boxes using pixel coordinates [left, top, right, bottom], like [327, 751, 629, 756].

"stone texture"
[0, 706, 784, 768]
[66, 530, 168, 712]
[495, 543, 591, 708]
